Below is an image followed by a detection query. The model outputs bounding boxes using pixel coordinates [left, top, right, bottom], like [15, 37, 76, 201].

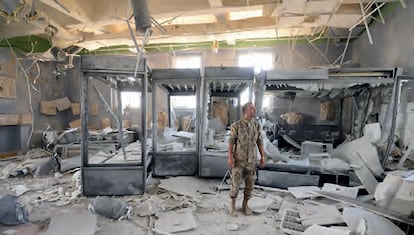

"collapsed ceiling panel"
[157, 14, 217, 25]
[328, 14, 362, 28]
[228, 6, 263, 21]
[277, 15, 329, 28]
[0, 0, 402, 53]
[148, 0, 211, 14]
[274, 0, 341, 16]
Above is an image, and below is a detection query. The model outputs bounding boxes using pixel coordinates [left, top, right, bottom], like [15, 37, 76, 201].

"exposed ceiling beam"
[83, 16, 279, 41]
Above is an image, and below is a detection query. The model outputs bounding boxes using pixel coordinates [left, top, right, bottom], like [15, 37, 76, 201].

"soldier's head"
[242, 102, 256, 120]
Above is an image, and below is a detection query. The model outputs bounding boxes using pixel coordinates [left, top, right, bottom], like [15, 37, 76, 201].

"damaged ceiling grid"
[0, 0, 402, 54]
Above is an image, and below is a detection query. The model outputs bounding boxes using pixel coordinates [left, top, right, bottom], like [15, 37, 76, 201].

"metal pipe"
[135, 27, 151, 78]
[143, 60, 148, 190]
[350, 2, 386, 31]
[92, 83, 120, 127]
[358, 0, 374, 44]
[375, 2, 385, 24]
[340, 30, 353, 65]
[130, 0, 151, 34]
[400, 0, 406, 8]
[382, 76, 403, 167]
[306, 38, 330, 64]
[80, 70, 89, 195]
[116, 85, 127, 161]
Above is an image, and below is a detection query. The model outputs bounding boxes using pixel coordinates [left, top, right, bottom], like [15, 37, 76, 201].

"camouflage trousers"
[229, 161, 256, 199]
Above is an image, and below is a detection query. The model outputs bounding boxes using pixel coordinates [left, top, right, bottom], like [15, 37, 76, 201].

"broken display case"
[255, 67, 401, 188]
[151, 69, 201, 176]
[80, 55, 151, 196]
[199, 67, 254, 177]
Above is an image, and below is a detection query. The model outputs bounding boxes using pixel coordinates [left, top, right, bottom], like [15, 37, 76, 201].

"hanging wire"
[6, 38, 36, 148]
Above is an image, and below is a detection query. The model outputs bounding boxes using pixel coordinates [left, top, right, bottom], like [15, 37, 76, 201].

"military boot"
[229, 198, 236, 216]
[242, 197, 252, 216]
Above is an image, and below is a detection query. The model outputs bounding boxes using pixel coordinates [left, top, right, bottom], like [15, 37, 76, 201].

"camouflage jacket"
[229, 118, 263, 163]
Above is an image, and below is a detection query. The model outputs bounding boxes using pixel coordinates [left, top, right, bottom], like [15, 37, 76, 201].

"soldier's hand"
[259, 158, 265, 169]
[228, 157, 234, 168]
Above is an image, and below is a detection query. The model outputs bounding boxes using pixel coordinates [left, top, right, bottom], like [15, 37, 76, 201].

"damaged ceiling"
[0, 0, 402, 54]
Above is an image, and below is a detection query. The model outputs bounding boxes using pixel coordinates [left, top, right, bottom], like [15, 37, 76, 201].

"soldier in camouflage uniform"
[228, 102, 265, 216]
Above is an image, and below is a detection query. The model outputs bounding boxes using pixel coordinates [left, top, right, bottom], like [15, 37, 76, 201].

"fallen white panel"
[247, 197, 273, 213]
[13, 185, 30, 197]
[154, 208, 196, 233]
[171, 131, 194, 139]
[352, 154, 378, 195]
[321, 158, 350, 171]
[343, 207, 405, 235]
[288, 186, 321, 199]
[389, 179, 414, 215]
[299, 205, 344, 226]
[322, 183, 360, 199]
[303, 224, 351, 235]
[45, 213, 97, 235]
[328, 14, 362, 28]
[262, 133, 289, 162]
[159, 176, 207, 198]
[374, 174, 403, 208]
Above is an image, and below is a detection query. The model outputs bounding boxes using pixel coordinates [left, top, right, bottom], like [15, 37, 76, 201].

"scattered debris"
[2, 229, 18, 235]
[322, 183, 360, 199]
[154, 208, 197, 233]
[0, 195, 28, 225]
[0, 162, 18, 179]
[247, 197, 273, 213]
[303, 224, 351, 235]
[158, 177, 203, 198]
[89, 196, 131, 220]
[44, 213, 97, 235]
[288, 186, 321, 199]
[226, 223, 240, 231]
[280, 209, 306, 234]
[343, 207, 405, 235]
[34, 156, 60, 178]
[298, 205, 344, 226]
[12, 185, 30, 197]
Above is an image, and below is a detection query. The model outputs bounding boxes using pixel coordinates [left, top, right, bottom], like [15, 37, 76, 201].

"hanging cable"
[6, 38, 36, 148]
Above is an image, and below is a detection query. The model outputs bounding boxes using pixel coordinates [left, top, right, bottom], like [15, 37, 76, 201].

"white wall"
[352, 3, 414, 75]
[145, 42, 350, 70]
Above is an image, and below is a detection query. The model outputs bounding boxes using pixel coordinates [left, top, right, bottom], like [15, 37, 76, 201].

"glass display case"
[199, 67, 254, 177]
[80, 55, 151, 196]
[151, 69, 201, 176]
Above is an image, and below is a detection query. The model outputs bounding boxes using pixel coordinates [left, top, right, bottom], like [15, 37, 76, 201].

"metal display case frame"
[199, 67, 255, 177]
[254, 67, 402, 188]
[151, 69, 201, 176]
[80, 55, 151, 196]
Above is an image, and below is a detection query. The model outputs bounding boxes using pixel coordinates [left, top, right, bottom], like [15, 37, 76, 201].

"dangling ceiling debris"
[0, 0, 403, 54]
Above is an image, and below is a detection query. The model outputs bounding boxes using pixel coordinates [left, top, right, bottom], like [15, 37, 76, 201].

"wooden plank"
[0, 77, 16, 99]
[69, 119, 81, 128]
[18, 113, 32, 125]
[0, 152, 18, 159]
[0, 114, 18, 125]
[40, 101, 57, 115]
[0, 113, 32, 126]
[71, 103, 81, 115]
[54, 97, 72, 111]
